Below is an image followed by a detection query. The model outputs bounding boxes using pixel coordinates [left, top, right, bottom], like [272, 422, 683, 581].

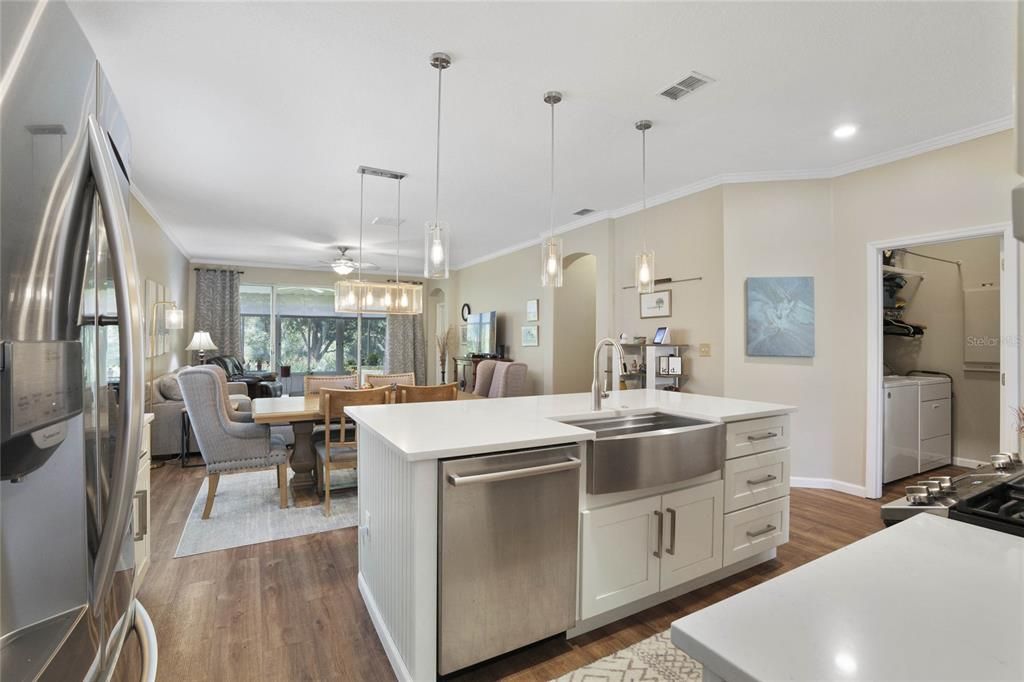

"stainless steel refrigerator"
[1, 1, 157, 680]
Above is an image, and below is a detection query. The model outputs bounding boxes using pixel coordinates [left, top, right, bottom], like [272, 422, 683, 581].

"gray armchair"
[178, 366, 290, 519]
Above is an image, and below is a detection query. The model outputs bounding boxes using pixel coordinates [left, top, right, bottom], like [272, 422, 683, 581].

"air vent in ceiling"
[658, 71, 715, 101]
[573, 208, 596, 216]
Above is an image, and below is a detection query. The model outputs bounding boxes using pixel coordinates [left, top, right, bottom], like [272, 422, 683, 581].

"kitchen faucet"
[592, 337, 626, 411]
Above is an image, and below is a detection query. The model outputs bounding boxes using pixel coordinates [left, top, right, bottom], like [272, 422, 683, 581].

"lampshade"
[185, 331, 218, 352]
[331, 261, 355, 276]
[164, 306, 184, 330]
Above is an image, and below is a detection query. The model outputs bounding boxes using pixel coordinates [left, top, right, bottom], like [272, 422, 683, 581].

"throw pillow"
[158, 374, 183, 401]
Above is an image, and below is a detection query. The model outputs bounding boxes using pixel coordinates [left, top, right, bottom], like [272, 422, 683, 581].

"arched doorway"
[553, 253, 597, 393]
[427, 287, 447, 384]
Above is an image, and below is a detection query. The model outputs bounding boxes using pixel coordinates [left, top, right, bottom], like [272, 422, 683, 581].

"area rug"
[553, 631, 702, 682]
[174, 468, 359, 557]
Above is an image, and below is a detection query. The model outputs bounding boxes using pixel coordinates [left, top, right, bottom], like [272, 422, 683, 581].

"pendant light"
[634, 119, 655, 293]
[540, 90, 563, 288]
[425, 52, 451, 279]
[388, 176, 424, 314]
[335, 169, 370, 313]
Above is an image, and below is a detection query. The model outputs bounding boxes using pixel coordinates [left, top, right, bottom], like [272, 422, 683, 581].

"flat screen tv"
[463, 311, 497, 356]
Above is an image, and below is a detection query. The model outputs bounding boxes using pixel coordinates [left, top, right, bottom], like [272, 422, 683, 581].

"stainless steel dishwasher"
[438, 444, 581, 675]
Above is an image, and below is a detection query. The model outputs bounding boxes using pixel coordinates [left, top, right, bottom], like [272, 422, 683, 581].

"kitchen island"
[671, 513, 1024, 681]
[347, 389, 795, 681]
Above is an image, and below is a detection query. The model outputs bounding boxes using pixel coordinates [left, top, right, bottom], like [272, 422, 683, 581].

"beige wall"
[448, 246, 546, 393]
[722, 180, 835, 480]
[883, 237, 1001, 464]
[131, 195, 190, 379]
[830, 129, 1017, 487]
[553, 254, 597, 393]
[613, 187, 725, 396]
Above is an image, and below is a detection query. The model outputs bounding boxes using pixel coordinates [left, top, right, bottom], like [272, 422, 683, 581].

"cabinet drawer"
[725, 415, 790, 460]
[723, 497, 789, 567]
[919, 398, 950, 440]
[919, 382, 950, 402]
[920, 434, 951, 473]
[723, 448, 790, 513]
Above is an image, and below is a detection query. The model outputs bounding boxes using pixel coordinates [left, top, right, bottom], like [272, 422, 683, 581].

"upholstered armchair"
[178, 366, 290, 519]
[472, 361, 528, 398]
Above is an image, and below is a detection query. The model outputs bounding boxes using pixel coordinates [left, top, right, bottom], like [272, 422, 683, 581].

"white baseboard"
[358, 572, 412, 682]
[954, 457, 987, 469]
[791, 476, 867, 498]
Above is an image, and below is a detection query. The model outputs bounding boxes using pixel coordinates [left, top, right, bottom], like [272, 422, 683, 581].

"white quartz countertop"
[346, 389, 793, 461]
[671, 514, 1024, 682]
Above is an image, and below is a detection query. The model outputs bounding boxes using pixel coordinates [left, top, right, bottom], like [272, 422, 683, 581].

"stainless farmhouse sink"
[558, 411, 724, 494]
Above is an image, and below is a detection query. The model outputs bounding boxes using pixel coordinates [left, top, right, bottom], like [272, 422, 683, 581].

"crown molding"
[450, 116, 1014, 270]
[144, 116, 1015, 274]
[189, 256, 427, 280]
[130, 185, 193, 260]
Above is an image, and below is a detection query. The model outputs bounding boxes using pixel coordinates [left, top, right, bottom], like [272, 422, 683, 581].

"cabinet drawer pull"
[665, 507, 677, 556]
[746, 523, 776, 538]
[746, 473, 778, 485]
[653, 510, 664, 558]
[747, 432, 778, 442]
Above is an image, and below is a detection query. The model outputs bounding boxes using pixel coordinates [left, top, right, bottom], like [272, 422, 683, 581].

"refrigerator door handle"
[86, 115, 144, 611]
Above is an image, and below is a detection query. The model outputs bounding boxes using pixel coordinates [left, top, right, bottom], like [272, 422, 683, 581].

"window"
[238, 284, 387, 391]
[240, 284, 273, 372]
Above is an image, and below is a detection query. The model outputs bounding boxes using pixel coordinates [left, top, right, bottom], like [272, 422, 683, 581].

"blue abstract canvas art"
[746, 277, 815, 357]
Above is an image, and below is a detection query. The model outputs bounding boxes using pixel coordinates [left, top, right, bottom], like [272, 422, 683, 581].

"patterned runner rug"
[553, 631, 702, 682]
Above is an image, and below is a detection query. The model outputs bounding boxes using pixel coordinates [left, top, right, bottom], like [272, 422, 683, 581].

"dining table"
[251, 390, 481, 505]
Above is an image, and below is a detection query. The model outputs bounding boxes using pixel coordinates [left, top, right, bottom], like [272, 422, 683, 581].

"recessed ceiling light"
[832, 124, 858, 139]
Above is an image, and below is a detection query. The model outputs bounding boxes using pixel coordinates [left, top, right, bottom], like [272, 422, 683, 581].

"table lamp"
[186, 331, 218, 364]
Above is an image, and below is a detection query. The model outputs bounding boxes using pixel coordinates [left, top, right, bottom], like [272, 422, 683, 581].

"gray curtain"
[193, 269, 241, 363]
[385, 314, 427, 384]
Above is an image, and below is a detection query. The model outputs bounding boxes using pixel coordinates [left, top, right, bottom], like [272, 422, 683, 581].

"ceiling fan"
[322, 246, 377, 275]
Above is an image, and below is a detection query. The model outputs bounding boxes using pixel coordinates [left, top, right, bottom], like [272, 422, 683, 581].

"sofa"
[150, 366, 253, 457]
[207, 355, 283, 399]
[151, 366, 294, 458]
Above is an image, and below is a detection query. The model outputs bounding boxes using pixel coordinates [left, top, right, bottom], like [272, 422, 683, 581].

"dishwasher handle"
[447, 456, 581, 486]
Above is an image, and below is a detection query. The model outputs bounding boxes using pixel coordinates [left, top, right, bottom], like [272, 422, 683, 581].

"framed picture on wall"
[144, 279, 157, 358]
[526, 299, 539, 322]
[521, 325, 539, 347]
[639, 290, 672, 319]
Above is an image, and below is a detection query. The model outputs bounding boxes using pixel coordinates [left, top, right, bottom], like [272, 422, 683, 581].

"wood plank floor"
[142, 461, 967, 681]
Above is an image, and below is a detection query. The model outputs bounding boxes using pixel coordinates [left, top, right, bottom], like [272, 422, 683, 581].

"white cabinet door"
[580, 495, 661, 620]
[134, 423, 152, 587]
[660, 481, 724, 590]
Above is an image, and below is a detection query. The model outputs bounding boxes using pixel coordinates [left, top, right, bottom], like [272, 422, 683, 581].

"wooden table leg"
[289, 421, 319, 507]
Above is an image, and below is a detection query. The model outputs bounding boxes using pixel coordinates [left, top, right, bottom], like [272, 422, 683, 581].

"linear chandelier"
[335, 166, 423, 315]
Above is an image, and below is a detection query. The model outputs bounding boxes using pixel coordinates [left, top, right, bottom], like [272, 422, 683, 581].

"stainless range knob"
[917, 480, 942, 495]
[991, 454, 1013, 470]
[1000, 451, 1022, 465]
[905, 485, 931, 505]
[929, 475, 954, 493]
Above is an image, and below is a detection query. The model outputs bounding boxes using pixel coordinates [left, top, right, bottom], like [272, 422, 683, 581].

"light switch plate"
[699, 343, 711, 357]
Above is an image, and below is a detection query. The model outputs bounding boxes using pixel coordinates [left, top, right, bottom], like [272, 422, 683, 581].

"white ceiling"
[69, 1, 1015, 274]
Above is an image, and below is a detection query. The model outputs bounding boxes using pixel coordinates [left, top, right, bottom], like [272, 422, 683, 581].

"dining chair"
[366, 373, 416, 390]
[178, 366, 290, 519]
[316, 386, 391, 516]
[396, 383, 458, 403]
[472, 360, 497, 397]
[304, 373, 358, 395]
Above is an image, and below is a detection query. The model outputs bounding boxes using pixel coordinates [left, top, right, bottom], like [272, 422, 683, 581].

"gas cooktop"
[880, 454, 1024, 528]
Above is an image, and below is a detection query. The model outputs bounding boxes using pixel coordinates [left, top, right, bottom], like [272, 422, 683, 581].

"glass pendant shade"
[164, 306, 184, 330]
[388, 282, 423, 315]
[335, 279, 363, 313]
[635, 250, 655, 293]
[424, 220, 449, 279]
[540, 236, 563, 288]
